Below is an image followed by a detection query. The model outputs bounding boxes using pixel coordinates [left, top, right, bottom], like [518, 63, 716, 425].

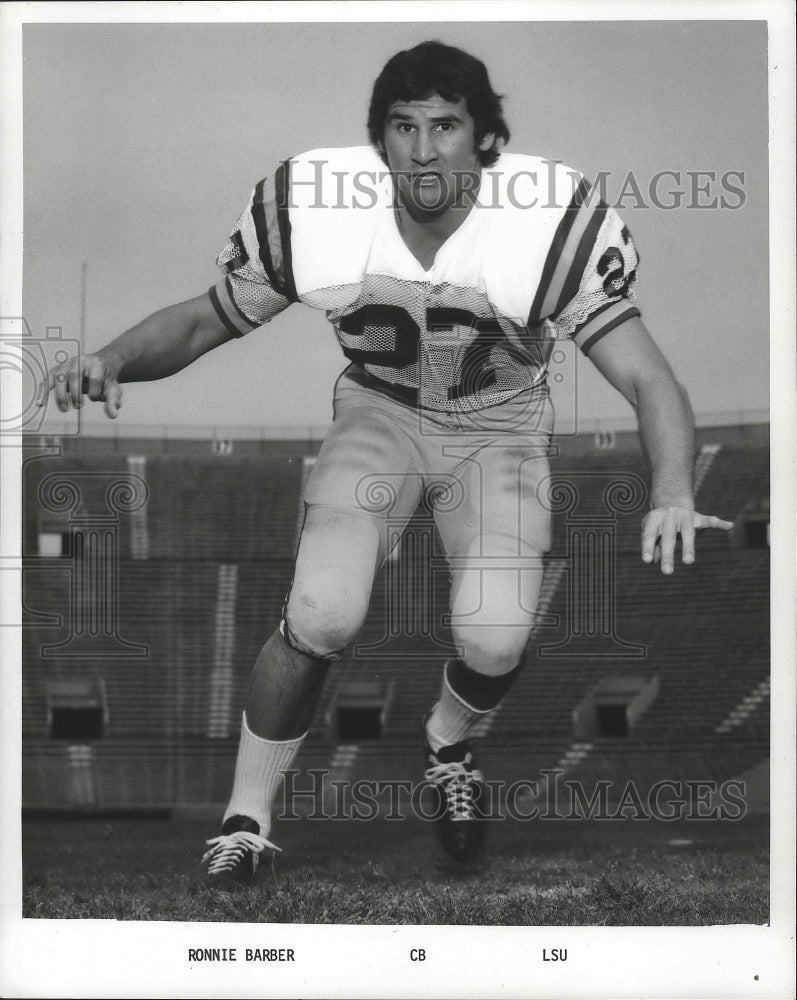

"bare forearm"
[40, 291, 234, 418]
[636, 378, 696, 508]
[587, 317, 731, 572]
[95, 295, 228, 383]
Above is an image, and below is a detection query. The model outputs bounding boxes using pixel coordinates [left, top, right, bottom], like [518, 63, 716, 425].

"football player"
[40, 41, 733, 881]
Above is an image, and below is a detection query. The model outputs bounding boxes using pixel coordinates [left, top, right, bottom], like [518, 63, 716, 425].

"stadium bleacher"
[21, 425, 770, 812]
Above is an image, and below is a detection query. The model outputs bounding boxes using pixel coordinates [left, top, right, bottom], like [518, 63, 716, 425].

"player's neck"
[394, 198, 476, 271]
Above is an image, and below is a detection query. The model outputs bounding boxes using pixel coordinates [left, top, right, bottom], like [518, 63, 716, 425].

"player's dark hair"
[368, 41, 510, 167]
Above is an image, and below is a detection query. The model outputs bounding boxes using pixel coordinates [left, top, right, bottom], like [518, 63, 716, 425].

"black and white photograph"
[1, 2, 794, 998]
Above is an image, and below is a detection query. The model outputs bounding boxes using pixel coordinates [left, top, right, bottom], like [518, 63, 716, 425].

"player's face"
[382, 94, 495, 220]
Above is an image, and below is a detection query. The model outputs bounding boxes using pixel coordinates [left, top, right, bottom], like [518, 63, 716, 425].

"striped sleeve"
[208, 166, 298, 336]
[530, 179, 640, 354]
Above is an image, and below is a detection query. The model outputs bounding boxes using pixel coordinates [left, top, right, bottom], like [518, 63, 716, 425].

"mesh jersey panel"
[226, 267, 290, 326]
[325, 274, 550, 412]
[216, 190, 292, 327]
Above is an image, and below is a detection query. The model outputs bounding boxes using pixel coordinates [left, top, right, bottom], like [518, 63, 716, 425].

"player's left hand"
[641, 506, 733, 575]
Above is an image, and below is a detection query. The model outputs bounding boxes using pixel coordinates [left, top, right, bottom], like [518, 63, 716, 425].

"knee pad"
[280, 616, 345, 662]
[281, 583, 366, 660]
[452, 623, 533, 677]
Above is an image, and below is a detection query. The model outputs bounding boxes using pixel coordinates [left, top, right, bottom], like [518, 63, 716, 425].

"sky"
[19, 16, 772, 437]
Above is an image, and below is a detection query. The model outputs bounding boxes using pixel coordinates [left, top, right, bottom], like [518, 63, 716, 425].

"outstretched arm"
[586, 315, 733, 573]
[38, 292, 235, 419]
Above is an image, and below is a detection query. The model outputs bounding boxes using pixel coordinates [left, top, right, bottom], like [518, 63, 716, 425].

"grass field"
[22, 811, 769, 925]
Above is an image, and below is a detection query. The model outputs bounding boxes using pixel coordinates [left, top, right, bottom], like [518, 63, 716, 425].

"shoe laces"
[201, 830, 280, 875]
[425, 754, 483, 821]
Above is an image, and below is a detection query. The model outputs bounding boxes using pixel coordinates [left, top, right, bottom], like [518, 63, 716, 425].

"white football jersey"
[209, 146, 640, 412]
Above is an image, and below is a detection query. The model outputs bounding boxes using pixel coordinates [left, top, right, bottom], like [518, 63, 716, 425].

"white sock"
[223, 712, 305, 836]
[425, 669, 492, 752]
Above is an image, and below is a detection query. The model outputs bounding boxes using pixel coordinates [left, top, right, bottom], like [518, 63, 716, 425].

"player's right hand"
[37, 353, 124, 419]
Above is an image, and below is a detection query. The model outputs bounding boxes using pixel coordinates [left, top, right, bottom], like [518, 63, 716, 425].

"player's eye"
[434, 122, 453, 131]
[396, 123, 415, 133]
